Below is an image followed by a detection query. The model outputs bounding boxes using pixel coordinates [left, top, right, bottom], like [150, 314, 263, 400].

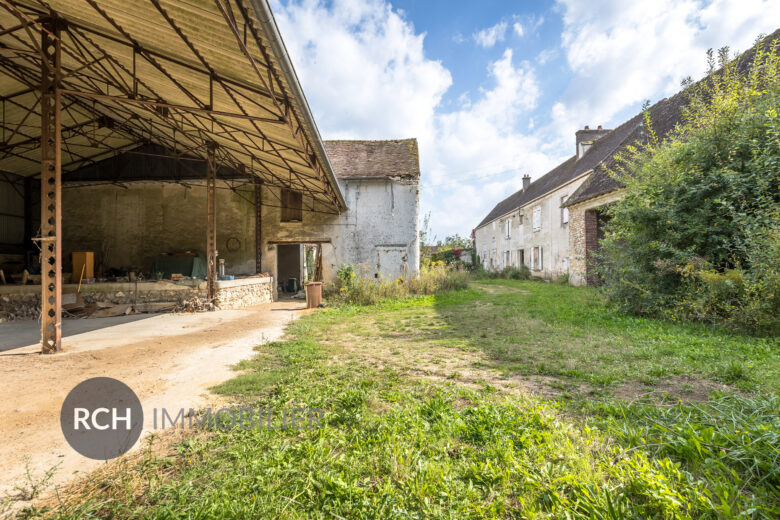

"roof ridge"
[323, 138, 417, 143]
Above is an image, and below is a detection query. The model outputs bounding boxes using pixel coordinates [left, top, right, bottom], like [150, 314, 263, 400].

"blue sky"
[271, 0, 779, 241]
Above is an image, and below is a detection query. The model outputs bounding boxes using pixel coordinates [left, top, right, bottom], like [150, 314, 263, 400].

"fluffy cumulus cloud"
[271, 0, 551, 238]
[271, 0, 778, 238]
[473, 21, 508, 48]
[270, 0, 451, 141]
[550, 0, 780, 147]
[427, 50, 556, 236]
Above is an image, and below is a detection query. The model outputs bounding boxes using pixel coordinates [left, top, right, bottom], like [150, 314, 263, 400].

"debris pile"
[177, 296, 215, 313]
[0, 295, 40, 321]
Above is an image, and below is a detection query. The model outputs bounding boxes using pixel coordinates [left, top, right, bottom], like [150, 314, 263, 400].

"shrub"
[500, 265, 531, 280]
[327, 262, 470, 305]
[474, 264, 531, 281]
[599, 40, 780, 333]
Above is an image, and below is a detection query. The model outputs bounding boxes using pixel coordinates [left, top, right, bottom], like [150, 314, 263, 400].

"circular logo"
[60, 377, 144, 460]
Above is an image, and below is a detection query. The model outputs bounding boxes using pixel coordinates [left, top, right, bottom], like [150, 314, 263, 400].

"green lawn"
[27, 281, 780, 519]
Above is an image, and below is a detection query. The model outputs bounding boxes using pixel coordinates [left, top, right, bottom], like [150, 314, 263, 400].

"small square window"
[281, 189, 302, 222]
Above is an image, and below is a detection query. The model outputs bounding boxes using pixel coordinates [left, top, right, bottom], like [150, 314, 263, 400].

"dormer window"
[578, 141, 592, 158]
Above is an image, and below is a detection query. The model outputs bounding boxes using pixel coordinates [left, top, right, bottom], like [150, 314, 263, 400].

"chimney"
[575, 125, 611, 158]
[522, 174, 531, 191]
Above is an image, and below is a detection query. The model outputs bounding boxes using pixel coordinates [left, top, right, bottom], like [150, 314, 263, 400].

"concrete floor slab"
[0, 301, 306, 504]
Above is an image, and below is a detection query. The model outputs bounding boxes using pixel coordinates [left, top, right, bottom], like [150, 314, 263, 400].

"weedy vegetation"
[25, 280, 779, 519]
[599, 39, 780, 334]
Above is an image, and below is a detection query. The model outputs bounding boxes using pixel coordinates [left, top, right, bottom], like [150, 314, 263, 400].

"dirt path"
[0, 301, 306, 505]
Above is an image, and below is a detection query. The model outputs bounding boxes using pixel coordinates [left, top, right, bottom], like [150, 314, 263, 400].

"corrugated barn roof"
[0, 0, 346, 211]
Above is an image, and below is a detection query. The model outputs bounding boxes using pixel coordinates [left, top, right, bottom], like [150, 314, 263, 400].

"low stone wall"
[0, 277, 274, 320]
[214, 277, 274, 309]
[0, 281, 205, 321]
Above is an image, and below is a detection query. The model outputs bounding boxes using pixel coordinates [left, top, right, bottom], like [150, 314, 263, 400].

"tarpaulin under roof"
[0, 0, 346, 212]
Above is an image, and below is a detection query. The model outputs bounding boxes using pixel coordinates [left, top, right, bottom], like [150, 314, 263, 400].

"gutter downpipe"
[249, 0, 347, 211]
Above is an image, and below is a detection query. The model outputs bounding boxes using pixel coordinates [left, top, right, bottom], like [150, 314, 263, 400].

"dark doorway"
[584, 207, 612, 286]
[277, 244, 301, 293]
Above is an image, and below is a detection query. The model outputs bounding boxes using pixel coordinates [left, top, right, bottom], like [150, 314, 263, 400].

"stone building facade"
[259, 139, 421, 283]
[474, 126, 612, 280]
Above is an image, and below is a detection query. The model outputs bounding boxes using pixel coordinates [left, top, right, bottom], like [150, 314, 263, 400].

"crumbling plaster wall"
[61, 182, 256, 276]
[260, 178, 420, 283]
[567, 189, 624, 286]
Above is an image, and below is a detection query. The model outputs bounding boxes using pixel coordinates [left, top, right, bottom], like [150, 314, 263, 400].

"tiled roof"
[565, 27, 780, 207]
[476, 27, 780, 224]
[476, 125, 639, 227]
[323, 139, 420, 180]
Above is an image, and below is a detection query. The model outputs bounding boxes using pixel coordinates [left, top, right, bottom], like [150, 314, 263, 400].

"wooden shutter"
[281, 189, 302, 222]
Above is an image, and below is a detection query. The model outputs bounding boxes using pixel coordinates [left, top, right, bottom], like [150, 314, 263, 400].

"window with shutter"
[533, 206, 541, 231]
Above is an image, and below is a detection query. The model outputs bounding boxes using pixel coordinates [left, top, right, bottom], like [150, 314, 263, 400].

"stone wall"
[0, 290, 38, 320]
[214, 278, 274, 309]
[59, 176, 420, 287]
[0, 281, 206, 321]
[61, 181, 257, 276]
[0, 278, 274, 320]
[567, 189, 624, 286]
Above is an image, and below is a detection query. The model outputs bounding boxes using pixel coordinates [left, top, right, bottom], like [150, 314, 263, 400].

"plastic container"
[304, 281, 323, 309]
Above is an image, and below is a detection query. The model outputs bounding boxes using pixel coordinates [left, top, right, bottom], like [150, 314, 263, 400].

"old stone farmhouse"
[475, 28, 780, 286]
[475, 104, 689, 285]
[474, 125, 611, 280]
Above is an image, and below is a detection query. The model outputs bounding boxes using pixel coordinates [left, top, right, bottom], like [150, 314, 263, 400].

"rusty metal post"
[40, 20, 62, 353]
[254, 179, 262, 273]
[206, 142, 217, 301]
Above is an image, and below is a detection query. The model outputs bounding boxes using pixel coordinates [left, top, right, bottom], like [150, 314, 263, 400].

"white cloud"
[271, 0, 451, 140]
[512, 22, 524, 38]
[271, 0, 778, 239]
[550, 0, 780, 148]
[473, 21, 508, 48]
[271, 0, 554, 238]
[536, 48, 557, 65]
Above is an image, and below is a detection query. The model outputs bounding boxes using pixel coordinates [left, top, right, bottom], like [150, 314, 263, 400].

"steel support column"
[40, 20, 62, 353]
[206, 142, 217, 301]
[254, 179, 262, 273]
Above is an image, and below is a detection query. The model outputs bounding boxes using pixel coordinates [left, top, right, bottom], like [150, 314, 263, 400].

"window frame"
[532, 206, 541, 232]
[533, 246, 543, 270]
[280, 188, 303, 222]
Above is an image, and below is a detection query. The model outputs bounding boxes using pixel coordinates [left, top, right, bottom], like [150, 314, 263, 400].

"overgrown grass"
[450, 280, 779, 392]
[26, 280, 780, 518]
[326, 262, 470, 306]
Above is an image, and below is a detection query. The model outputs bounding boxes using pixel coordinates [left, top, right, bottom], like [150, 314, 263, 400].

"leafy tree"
[599, 39, 780, 333]
[438, 234, 472, 250]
